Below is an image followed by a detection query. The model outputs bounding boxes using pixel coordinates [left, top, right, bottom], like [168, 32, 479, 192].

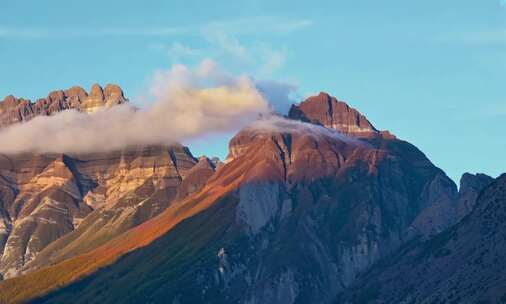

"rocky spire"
[457, 172, 494, 220]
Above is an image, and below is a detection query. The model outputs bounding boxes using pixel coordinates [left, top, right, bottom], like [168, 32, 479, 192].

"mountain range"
[0, 85, 502, 304]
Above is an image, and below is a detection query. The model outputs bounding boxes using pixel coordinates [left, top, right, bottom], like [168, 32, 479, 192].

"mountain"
[341, 173, 506, 303]
[0, 92, 467, 304]
[0, 84, 127, 128]
[0, 90, 499, 304]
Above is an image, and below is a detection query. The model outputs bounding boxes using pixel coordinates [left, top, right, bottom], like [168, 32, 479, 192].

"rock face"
[457, 172, 494, 220]
[342, 174, 506, 303]
[288, 92, 394, 138]
[176, 156, 216, 199]
[0, 154, 90, 278]
[0, 84, 127, 127]
[12, 94, 466, 304]
[0, 145, 203, 279]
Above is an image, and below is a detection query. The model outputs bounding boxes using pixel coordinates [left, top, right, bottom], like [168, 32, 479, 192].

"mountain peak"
[288, 92, 394, 138]
[459, 172, 494, 192]
[0, 83, 128, 127]
[89, 83, 104, 97]
[1, 95, 20, 108]
[456, 172, 494, 219]
[81, 83, 126, 112]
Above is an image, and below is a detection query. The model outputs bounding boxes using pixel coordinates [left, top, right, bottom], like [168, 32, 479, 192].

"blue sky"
[0, 0, 505, 183]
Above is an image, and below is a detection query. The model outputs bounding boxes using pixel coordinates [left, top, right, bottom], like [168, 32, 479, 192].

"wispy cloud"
[0, 60, 294, 154]
[161, 34, 289, 75]
[435, 28, 506, 46]
[0, 16, 310, 85]
[203, 28, 251, 62]
[0, 27, 66, 39]
[0, 17, 312, 39]
[201, 17, 313, 36]
[0, 26, 193, 39]
[142, 17, 312, 75]
[163, 42, 203, 62]
[259, 48, 286, 74]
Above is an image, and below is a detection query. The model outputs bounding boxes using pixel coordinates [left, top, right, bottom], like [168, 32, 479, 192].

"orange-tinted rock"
[289, 92, 395, 138]
[0, 83, 128, 127]
[89, 84, 104, 100]
[1, 95, 20, 108]
[176, 156, 216, 199]
[0, 144, 200, 279]
[65, 86, 88, 107]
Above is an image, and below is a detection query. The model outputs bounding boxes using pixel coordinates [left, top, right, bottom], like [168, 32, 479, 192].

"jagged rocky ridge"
[0, 84, 127, 127]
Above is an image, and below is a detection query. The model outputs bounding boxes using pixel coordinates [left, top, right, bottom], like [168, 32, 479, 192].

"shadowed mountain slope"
[340, 173, 506, 303]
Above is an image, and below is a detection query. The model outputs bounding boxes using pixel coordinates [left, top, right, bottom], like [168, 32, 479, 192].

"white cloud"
[271, 19, 313, 33]
[154, 28, 293, 75]
[1, 17, 312, 76]
[0, 60, 298, 154]
[0, 17, 312, 39]
[202, 28, 251, 62]
[0, 26, 193, 39]
[166, 42, 202, 61]
[0, 61, 271, 154]
[201, 17, 313, 36]
[259, 48, 286, 74]
[97, 26, 192, 36]
[0, 27, 67, 38]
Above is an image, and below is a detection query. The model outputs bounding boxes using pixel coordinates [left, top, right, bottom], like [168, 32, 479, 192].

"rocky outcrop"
[342, 174, 506, 303]
[176, 156, 216, 199]
[80, 84, 126, 113]
[408, 172, 495, 239]
[457, 172, 494, 220]
[408, 172, 459, 238]
[236, 181, 280, 234]
[0, 84, 127, 127]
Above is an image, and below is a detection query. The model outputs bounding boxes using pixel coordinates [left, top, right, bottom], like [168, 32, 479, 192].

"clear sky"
[1, 0, 505, 183]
